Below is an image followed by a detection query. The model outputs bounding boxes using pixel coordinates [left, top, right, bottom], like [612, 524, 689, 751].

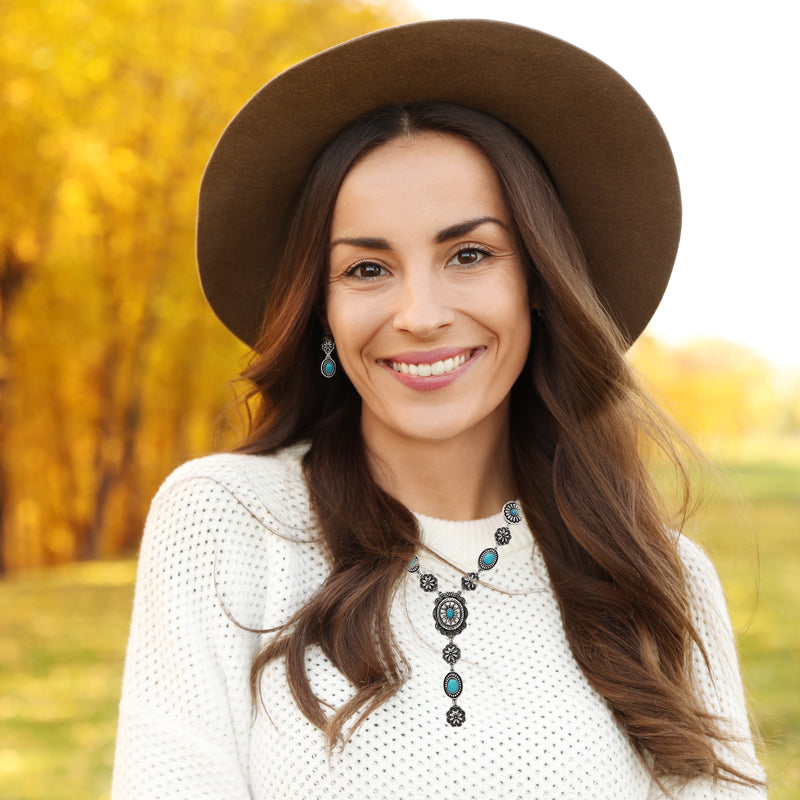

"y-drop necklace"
[407, 501, 523, 727]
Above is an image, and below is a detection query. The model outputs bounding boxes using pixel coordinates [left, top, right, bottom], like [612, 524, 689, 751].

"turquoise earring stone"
[320, 336, 336, 378]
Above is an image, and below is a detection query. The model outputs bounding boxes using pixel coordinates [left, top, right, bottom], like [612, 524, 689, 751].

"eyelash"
[447, 244, 494, 266]
[343, 245, 495, 280]
[343, 261, 388, 280]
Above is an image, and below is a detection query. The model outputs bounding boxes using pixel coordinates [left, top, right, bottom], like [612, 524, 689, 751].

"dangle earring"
[320, 335, 336, 378]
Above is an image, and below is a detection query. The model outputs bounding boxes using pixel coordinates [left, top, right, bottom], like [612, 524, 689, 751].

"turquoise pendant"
[443, 671, 463, 698]
[478, 547, 498, 571]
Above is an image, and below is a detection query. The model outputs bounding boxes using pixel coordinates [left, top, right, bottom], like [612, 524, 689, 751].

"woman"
[112, 20, 766, 799]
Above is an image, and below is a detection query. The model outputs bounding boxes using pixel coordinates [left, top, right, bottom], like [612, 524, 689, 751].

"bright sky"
[411, 0, 799, 370]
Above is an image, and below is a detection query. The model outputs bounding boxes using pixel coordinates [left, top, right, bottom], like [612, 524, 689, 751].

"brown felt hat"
[197, 19, 680, 347]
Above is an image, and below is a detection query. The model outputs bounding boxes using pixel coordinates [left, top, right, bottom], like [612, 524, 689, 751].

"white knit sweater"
[112, 444, 765, 799]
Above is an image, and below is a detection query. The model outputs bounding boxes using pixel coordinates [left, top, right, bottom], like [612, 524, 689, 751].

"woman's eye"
[346, 262, 387, 279]
[448, 246, 491, 266]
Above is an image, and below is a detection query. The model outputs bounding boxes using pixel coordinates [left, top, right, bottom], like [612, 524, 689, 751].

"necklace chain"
[407, 501, 523, 727]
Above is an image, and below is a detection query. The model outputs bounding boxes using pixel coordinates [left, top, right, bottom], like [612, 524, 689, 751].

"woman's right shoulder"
[146, 441, 313, 544]
[156, 441, 308, 490]
[132, 442, 321, 634]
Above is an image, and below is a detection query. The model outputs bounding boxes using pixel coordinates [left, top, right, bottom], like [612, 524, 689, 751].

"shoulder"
[671, 540, 765, 783]
[154, 441, 310, 498]
[675, 534, 723, 592]
[674, 533, 749, 697]
[161, 440, 309, 486]
[674, 534, 732, 617]
[673, 533, 731, 630]
[135, 442, 319, 629]
[148, 442, 312, 534]
[139, 442, 314, 583]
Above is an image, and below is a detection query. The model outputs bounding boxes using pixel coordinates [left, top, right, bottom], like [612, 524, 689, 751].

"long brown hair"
[235, 103, 761, 787]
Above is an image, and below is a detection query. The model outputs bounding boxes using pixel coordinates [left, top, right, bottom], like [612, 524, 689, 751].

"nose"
[392, 269, 455, 337]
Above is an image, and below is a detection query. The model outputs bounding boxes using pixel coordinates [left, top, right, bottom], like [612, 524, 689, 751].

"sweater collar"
[413, 503, 532, 572]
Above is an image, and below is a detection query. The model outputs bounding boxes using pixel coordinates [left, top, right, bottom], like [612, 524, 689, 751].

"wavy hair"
[235, 103, 761, 788]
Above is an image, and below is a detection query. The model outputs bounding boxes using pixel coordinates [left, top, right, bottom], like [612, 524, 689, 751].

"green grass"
[0, 561, 137, 800]
[687, 460, 800, 798]
[0, 461, 797, 798]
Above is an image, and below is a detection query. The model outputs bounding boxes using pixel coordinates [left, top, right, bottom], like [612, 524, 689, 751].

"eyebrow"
[329, 216, 506, 250]
[435, 216, 506, 243]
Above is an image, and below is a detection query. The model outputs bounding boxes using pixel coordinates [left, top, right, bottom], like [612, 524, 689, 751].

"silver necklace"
[407, 501, 523, 727]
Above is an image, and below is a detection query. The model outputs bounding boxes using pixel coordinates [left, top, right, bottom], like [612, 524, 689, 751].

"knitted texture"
[112, 445, 765, 799]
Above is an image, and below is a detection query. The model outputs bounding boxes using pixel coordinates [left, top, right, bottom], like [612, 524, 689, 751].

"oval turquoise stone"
[447, 678, 459, 694]
[483, 552, 495, 565]
[325, 362, 333, 374]
[446, 608, 454, 618]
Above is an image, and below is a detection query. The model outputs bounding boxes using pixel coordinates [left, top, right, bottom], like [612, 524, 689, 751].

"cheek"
[495, 289, 533, 377]
[505, 309, 532, 367]
[326, 291, 383, 369]
[484, 273, 531, 341]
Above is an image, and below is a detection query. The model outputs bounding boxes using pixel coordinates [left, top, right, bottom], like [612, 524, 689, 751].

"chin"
[384, 408, 493, 446]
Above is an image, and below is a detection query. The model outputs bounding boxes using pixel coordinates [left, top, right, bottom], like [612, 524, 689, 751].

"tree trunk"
[0, 244, 33, 574]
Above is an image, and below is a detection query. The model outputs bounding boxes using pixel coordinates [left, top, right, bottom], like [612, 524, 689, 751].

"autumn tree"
[630, 336, 787, 446]
[0, 0, 403, 571]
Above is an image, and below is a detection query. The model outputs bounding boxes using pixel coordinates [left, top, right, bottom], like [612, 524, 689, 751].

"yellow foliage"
[0, 0, 408, 570]
[630, 336, 794, 444]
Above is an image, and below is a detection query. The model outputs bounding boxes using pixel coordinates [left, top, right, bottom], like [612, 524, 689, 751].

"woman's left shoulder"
[668, 540, 767, 791]
[675, 534, 723, 587]
[672, 532, 748, 683]
[672, 533, 733, 622]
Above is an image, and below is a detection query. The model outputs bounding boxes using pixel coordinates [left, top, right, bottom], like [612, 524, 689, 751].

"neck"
[362, 403, 516, 521]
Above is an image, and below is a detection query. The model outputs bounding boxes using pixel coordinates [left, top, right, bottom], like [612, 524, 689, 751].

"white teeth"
[387, 352, 470, 376]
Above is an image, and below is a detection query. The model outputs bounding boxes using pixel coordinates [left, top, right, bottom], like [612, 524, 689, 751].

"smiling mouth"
[384, 350, 473, 377]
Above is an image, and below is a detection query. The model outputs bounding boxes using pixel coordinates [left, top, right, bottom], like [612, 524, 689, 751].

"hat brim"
[197, 19, 681, 347]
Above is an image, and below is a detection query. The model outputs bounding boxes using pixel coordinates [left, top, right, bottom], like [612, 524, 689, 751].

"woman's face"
[326, 132, 531, 448]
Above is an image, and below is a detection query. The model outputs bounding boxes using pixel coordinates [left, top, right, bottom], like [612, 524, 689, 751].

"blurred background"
[1, 0, 797, 797]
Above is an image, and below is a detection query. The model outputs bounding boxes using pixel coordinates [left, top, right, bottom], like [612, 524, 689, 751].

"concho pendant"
[432, 591, 468, 637]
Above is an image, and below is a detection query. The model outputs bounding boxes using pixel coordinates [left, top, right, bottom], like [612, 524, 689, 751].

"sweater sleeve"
[647, 537, 767, 799]
[111, 462, 275, 800]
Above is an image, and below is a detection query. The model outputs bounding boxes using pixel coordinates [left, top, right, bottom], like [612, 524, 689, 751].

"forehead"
[330, 132, 510, 236]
